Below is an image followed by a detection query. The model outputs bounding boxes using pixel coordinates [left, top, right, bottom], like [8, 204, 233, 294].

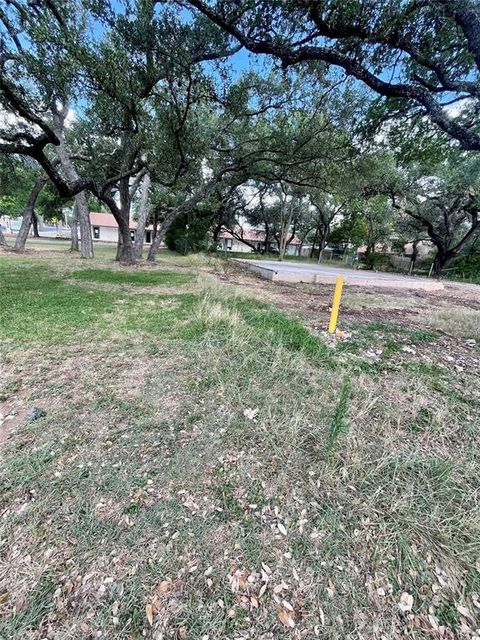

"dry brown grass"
[418, 307, 480, 340]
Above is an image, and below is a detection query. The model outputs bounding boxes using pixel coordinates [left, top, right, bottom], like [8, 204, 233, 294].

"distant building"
[217, 227, 303, 255]
[89, 212, 154, 244]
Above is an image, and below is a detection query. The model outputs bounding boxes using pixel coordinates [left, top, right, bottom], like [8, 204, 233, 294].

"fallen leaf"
[243, 408, 258, 420]
[282, 599, 294, 611]
[456, 604, 474, 621]
[401, 346, 416, 354]
[14, 597, 28, 612]
[398, 592, 414, 613]
[277, 522, 287, 536]
[155, 580, 172, 595]
[319, 606, 325, 626]
[146, 603, 154, 626]
[277, 605, 295, 628]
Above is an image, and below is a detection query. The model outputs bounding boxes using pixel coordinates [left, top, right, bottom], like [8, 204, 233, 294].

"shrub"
[362, 252, 391, 270]
[449, 253, 480, 282]
[165, 216, 211, 254]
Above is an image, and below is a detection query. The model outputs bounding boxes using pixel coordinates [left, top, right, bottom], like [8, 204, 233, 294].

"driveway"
[234, 259, 445, 291]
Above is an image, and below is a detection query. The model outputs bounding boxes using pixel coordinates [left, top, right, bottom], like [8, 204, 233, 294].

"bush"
[362, 252, 391, 270]
[165, 216, 211, 254]
[449, 253, 480, 282]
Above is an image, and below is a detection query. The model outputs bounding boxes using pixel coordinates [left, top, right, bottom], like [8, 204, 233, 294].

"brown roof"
[219, 226, 301, 244]
[90, 212, 118, 227]
[90, 212, 152, 230]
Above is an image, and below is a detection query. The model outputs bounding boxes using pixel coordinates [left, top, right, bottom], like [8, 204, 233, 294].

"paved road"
[236, 259, 444, 291]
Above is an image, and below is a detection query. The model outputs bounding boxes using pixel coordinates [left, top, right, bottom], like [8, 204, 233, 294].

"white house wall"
[96, 226, 118, 243]
[220, 239, 255, 253]
[82, 225, 151, 244]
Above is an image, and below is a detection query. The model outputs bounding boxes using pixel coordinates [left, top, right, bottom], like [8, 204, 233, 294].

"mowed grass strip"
[0, 258, 117, 345]
[72, 267, 194, 286]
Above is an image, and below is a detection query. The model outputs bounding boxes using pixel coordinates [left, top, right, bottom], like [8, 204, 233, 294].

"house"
[217, 227, 303, 255]
[89, 212, 154, 244]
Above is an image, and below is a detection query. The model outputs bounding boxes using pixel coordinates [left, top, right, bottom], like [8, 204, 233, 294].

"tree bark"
[264, 223, 270, 253]
[151, 207, 160, 244]
[70, 199, 79, 252]
[433, 247, 450, 276]
[317, 233, 328, 263]
[212, 221, 223, 244]
[410, 239, 419, 270]
[14, 176, 48, 252]
[315, 219, 331, 263]
[115, 228, 123, 262]
[113, 211, 135, 265]
[32, 211, 40, 237]
[134, 172, 151, 260]
[0, 226, 7, 247]
[75, 191, 93, 259]
[309, 228, 318, 258]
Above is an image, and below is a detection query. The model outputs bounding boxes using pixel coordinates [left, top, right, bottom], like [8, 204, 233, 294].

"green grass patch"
[231, 297, 334, 364]
[72, 267, 194, 286]
[326, 377, 351, 453]
[180, 294, 335, 366]
[0, 572, 56, 637]
[0, 258, 117, 346]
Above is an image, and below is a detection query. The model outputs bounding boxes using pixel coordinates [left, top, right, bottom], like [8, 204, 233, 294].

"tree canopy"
[0, 0, 479, 273]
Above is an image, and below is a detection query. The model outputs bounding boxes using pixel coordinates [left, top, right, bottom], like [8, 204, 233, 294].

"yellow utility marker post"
[328, 276, 344, 334]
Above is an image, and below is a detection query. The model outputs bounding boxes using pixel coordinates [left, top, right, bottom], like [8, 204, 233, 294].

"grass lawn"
[1, 242, 480, 639]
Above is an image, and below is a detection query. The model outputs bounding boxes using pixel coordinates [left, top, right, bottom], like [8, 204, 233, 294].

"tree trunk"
[32, 211, 40, 237]
[113, 213, 135, 265]
[51, 107, 93, 259]
[70, 199, 79, 252]
[264, 224, 270, 253]
[134, 173, 151, 260]
[152, 208, 159, 240]
[117, 230, 135, 264]
[432, 246, 454, 276]
[0, 226, 7, 247]
[410, 239, 419, 271]
[212, 221, 223, 245]
[115, 228, 123, 262]
[317, 234, 327, 263]
[277, 196, 295, 261]
[310, 227, 318, 258]
[147, 174, 225, 262]
[76, 191, 93, 259]
[14, 176, 48, 252]
[148, 210, 178, 261]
